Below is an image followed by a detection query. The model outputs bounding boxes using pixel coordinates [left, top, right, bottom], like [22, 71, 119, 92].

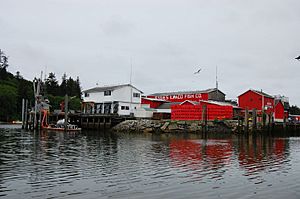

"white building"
[82, 84, 143, 116]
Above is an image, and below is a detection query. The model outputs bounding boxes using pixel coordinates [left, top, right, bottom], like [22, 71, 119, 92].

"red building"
[171, 100, 233, 121]
[274, 100, 285, 122]
[141, 97, 167, 109]
[238, 89, 275, 115]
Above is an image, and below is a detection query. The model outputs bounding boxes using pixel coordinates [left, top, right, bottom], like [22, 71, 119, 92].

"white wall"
[134, 107, 153, 118]
[82, 85, 142, 116]
[83, 85, 141, 104]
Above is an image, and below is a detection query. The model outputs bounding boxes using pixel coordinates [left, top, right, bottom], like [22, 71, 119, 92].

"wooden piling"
[25, 100, 28, 130]
[252, 108, 257, 131]
[244, 108, 249, 133]
[21, 99, 25, 129]
[64, 94, 68, 131]
[202, 105, 207, 133]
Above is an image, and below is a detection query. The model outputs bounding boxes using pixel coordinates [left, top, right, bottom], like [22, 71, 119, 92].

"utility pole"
[261, 89, 265, 128]
[64, 94, 68, 131]
[216, 65, 219, 101]
[130, 57, 133, 116]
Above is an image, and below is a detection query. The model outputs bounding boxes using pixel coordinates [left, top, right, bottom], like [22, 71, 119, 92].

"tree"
[69, 97, 81, 111]
[75, 76, 81, 98]
[290, 105, 300, 115]
[45, 72, 59, 95]
[0, 84, 17, 121]
[0, 49, 9, 80]
[59, 73, 67, 96]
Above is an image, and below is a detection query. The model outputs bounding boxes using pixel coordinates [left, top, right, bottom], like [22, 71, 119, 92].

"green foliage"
[69, 97, 81, 111]
[290, 105, 300, 115]
[47, 95, 64, 111]
[0, 49, 82, 121]
[45, 72, 59, 96]
[0, 84, 18, 121]
[44, 72, 81, 98]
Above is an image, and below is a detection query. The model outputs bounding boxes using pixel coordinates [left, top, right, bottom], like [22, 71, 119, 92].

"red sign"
[149, 93, 209, 102]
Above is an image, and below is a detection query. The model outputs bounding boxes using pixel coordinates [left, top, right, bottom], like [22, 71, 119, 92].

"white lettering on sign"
[154, 93, 204, 101]
[195, 94, 202, 98]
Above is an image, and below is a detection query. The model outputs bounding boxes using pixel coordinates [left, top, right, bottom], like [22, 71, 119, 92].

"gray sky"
[1, 0, 300, 104]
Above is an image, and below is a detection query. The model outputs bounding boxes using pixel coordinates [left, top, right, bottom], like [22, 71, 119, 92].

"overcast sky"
[1, 0, 299, 104]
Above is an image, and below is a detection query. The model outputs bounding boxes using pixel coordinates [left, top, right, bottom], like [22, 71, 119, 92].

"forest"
[0, 50, 82, 122]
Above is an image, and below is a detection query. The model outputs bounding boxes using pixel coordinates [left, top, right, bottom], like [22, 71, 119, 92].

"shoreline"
[111, 119, 238, 134]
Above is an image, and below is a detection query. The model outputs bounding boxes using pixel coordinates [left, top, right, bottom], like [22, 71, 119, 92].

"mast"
[216, 65, 219, 100]
[130, 57, 133, 115]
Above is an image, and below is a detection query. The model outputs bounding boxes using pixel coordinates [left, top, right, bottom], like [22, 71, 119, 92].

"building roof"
[156, 102, 181, 109]
[239, 89, 274, 98]
[149, 88, 225, 96]
[180, 100, 200, 106]
[201, 100, 234, 107]
[142, 97, 168, 102]
[83, 84, 143, 94]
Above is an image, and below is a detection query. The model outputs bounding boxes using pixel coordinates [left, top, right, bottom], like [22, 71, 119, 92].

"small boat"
[42, 113, 81, 132]
[42, 124, 81, 132]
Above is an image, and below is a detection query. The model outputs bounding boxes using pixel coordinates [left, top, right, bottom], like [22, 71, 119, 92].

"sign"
[152, 93, 208, 102]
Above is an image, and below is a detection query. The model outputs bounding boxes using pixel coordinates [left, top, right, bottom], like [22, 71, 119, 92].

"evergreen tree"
[0, 49, 9, 80]
[75, 76, 81, 98]
[60, 73, 67, 96]
[66, 77, 75, 96]
[290, 105, 300, 115]
[45, 72, 59, 95]
[0, 84, 17, 121]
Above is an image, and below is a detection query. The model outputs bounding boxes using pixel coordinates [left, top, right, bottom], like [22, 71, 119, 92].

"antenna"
[130, 57, 133, 85]
[44, 66, 47, 81]
[129, 57, 133, 114]
[216, 65, 218, 90]
[216, 65, 219, 100]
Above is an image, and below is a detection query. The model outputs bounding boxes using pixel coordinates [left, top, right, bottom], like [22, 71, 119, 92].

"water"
[0, 125, 300, 199]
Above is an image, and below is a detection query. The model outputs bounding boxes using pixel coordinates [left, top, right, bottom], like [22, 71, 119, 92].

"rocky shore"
[111, 119, 239, 134]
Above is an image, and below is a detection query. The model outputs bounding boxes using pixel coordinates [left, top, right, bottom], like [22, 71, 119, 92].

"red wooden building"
[274, 100, 285, 122]
[171, 100, 233, 121]
[238, 89, 275, 115]
[141, 97, 167, 109]
[238, 89, 288, 122]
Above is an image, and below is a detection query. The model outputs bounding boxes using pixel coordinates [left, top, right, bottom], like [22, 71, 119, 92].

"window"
[121, 106, 129, 110]
[84, 92, 89, 97]
[133, 93, 140, 98]
[104, 90, 112, 96]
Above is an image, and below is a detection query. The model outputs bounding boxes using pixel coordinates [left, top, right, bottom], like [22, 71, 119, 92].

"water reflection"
[169, 139, 233, 182]
[234, 135, 290, 184]
[0, 127, 298, 199]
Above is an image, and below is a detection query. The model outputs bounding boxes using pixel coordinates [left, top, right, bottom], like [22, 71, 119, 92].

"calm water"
[0, 125, 300, 199]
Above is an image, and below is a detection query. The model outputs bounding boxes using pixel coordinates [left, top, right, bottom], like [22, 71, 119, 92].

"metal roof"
[142, 97, 168, 102]
[251, 89, 274, 98]
[156, 102, 181, 109]
[238, 89, 274, 98]
[200, 100, 234, 107]
[83, 84, 143, 94]
[149, 88, 225, 96]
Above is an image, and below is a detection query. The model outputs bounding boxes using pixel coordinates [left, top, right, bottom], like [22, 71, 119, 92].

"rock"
[161, 122, 170, 131]
[154, 124, 162, 128]
[144, 128, 153, 133]
[177, 121, 186, 125]
[168, 123, 178, 130]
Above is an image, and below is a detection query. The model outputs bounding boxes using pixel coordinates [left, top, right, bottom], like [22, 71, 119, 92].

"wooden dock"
[80, 114, 134, 130]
